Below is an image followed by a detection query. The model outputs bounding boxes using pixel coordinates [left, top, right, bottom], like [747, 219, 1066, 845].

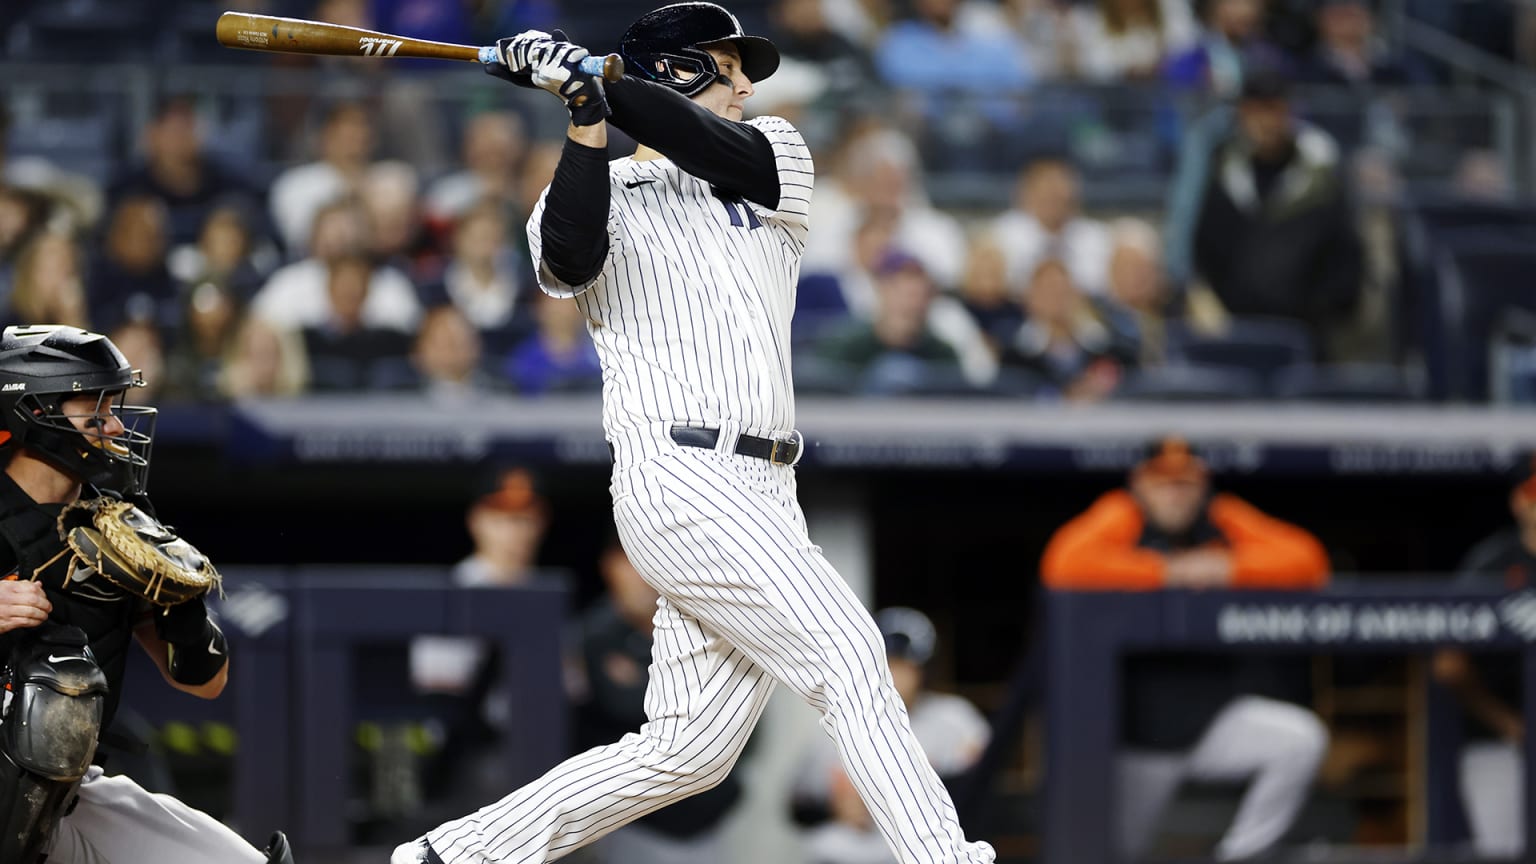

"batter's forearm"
[542, 135, 612, 286]
[604, 77, 778, 208]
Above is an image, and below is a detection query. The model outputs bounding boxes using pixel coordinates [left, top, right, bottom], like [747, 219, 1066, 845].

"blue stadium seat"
[1271, 363, 1418, 403]
[1435, 237, 1536, 401]
[1116, 364, 1268, 402]
[1167, 317, 1314, 384]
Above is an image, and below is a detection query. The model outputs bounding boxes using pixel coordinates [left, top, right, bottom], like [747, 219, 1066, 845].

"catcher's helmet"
[0, 325, 155, 494]
[619, 2, 780, 97]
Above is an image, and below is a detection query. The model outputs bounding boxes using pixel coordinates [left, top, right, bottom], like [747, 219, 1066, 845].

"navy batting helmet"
[619, 2, 780, 97]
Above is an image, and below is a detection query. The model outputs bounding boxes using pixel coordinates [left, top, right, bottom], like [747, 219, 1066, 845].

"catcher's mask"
[619, 2, 780, 97]
[0, 325, 156, 495]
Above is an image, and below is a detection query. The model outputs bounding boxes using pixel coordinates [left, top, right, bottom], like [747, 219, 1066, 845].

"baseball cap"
[876, 607, 936, 666]
[1240, 49, 1293, 101]
[1135, 436, 1209, 481]
[472, 467, 546, 517]
[873, 249, 926, 279]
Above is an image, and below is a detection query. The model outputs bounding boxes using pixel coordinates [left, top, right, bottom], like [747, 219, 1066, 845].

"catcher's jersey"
[527, 115, 814, 453]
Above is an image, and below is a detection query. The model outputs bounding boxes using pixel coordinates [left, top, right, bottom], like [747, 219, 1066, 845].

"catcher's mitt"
[55, 497, 221, 607]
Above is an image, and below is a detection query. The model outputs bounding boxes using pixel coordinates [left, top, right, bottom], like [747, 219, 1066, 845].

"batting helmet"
[0, 325, 156, 494]
[619, 2, 780, 97]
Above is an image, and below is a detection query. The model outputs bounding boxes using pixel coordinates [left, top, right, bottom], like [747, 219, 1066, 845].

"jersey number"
[711, 187, 762, 230]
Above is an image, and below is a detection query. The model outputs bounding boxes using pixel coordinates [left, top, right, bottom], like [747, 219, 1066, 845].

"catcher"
[0, 324, 293, 864]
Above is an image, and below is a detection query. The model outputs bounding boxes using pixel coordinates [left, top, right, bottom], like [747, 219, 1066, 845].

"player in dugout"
[1042, 435, 1331, 861]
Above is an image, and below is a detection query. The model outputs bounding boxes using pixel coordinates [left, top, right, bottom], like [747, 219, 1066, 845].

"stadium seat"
[1271, 363, 1419, 403]
[1116, 364, 1268, 402]
[1434, 238, 1536, 401]
[1167, 317, 1315, 384]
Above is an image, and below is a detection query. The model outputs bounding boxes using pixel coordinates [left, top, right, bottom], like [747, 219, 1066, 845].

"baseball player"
[0, 324, 293, 864]
[393, 4, 995, 863]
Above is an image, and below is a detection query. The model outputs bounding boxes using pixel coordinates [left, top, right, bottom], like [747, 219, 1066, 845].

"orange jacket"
[1041, 489, 1330, 591]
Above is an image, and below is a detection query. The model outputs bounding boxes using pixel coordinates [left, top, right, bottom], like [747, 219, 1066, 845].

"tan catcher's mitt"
[56, 497, 222, 607]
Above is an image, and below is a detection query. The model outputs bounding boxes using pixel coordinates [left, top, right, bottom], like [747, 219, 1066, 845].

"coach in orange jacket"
[1042, 437, 1330, 861]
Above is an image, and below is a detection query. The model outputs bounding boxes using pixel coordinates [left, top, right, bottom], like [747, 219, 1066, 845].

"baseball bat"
[214, 12, 624, 81]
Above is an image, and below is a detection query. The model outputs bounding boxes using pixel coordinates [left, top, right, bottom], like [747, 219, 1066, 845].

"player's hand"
[1164, 549, 1232, 589]
[530, 30, 610, 127]
[0, 579, 51, 633]
[483, 29, 553, 88]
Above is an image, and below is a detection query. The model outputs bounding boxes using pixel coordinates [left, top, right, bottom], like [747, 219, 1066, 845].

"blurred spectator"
[410, 468, 560, 800]
[7, 230, 91, 329]
[408, 306, 505, 401]
[791, 607, 989, 864]
[504, 293, 602, 396]
[804, 128, 967, 289]
[1066, 0, 1199, 82]
[579, 537, 745, 864]
[998, 259, 1137, 402]
[0, 187, 56, 308]
[166, 281, 243, 401]
[1453, 149, 1516, 203]
[108, 320, 168, 403]
[958, 234, 1022, 350]
[820, 0, 895, 45]
[761, 0, 877, 106]
[1431, 456, 1536, 859]
[1105, 217, 1174, 365]
[300, 254, 413, 392]
[269, 100, 375, 256]
[218, 315, 311, 399]
[250, 198, 422, 334]
[1189, 64, 1361, 356]
[512, 141, 564, 264]
[106, 95, 264, 248]
[421, 201, 530, 355]
[88, 196, 177, 333]
[1163, 0, 1270, 97]
[425, 111, 528, 224]
[875, 0, 1034, 115]
[168, 205, 268, 305]
[813, 251, 967, 394]
[362, 160, 433, 280]
[1042, 436, 1330, 862]
[988, 157, 1111, 297]
[1299, 0, 1430, 88]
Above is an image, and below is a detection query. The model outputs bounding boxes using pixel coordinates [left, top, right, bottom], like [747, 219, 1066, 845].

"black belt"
[670, 426, 803, 465]
[607, 426, 805, 465]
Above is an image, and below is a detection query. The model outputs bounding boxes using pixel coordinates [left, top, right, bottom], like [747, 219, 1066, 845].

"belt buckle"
[770, 430, 804, 467]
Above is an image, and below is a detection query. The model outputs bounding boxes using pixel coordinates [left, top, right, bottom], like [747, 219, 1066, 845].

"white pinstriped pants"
[420, 448, 994, 864]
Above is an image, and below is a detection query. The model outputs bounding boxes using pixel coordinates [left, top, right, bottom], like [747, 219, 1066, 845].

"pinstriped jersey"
[527, 115, 814, 441]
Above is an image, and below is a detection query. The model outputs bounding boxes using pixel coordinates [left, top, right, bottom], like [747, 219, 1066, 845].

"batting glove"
[483, 29, 554, 88]
[530, 31, 609, 127]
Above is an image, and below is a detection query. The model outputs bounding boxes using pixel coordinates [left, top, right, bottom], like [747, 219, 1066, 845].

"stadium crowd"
[0, 0, 1530, 404]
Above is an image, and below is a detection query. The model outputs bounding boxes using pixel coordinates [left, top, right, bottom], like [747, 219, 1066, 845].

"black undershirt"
[538, 76, 781, 287]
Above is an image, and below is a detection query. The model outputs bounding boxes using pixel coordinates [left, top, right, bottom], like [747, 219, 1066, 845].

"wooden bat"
[215, 11, 624, 81]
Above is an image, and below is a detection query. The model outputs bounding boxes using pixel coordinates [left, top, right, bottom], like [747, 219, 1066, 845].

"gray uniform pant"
[1460, 741, 1524, 858]
[1117, 696, 1329, 861]
[45, 765, 266, 864]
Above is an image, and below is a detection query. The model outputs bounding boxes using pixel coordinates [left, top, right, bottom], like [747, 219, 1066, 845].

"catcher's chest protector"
[0, 478, 72, 586]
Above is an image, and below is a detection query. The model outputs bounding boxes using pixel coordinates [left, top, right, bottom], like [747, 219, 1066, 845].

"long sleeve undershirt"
[537, 76, 782, 286]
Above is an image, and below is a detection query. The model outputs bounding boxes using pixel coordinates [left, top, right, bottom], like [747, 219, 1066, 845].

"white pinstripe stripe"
[418, 114, 992, 864]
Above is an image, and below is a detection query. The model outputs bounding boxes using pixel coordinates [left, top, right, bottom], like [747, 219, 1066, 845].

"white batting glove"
[496, 29, 554, 76]
[528, 40, 591, 97]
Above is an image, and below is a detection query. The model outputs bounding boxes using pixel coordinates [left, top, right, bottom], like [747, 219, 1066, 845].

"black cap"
[1240, 49, 1292, 101]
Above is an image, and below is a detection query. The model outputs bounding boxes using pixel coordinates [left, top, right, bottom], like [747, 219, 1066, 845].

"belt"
[669, 426, 803, 465]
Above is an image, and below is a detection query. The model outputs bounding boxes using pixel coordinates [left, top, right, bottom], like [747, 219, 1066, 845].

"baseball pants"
[1459, 741, 1524, 858]
[1117, 695, 1328, 861]
[46, 765, 267, 864]
[418, 447, 994, 864]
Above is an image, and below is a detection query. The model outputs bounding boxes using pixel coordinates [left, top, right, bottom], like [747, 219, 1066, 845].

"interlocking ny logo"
[358, 37, 403, 57]
[1498, 590, 1536, 641]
